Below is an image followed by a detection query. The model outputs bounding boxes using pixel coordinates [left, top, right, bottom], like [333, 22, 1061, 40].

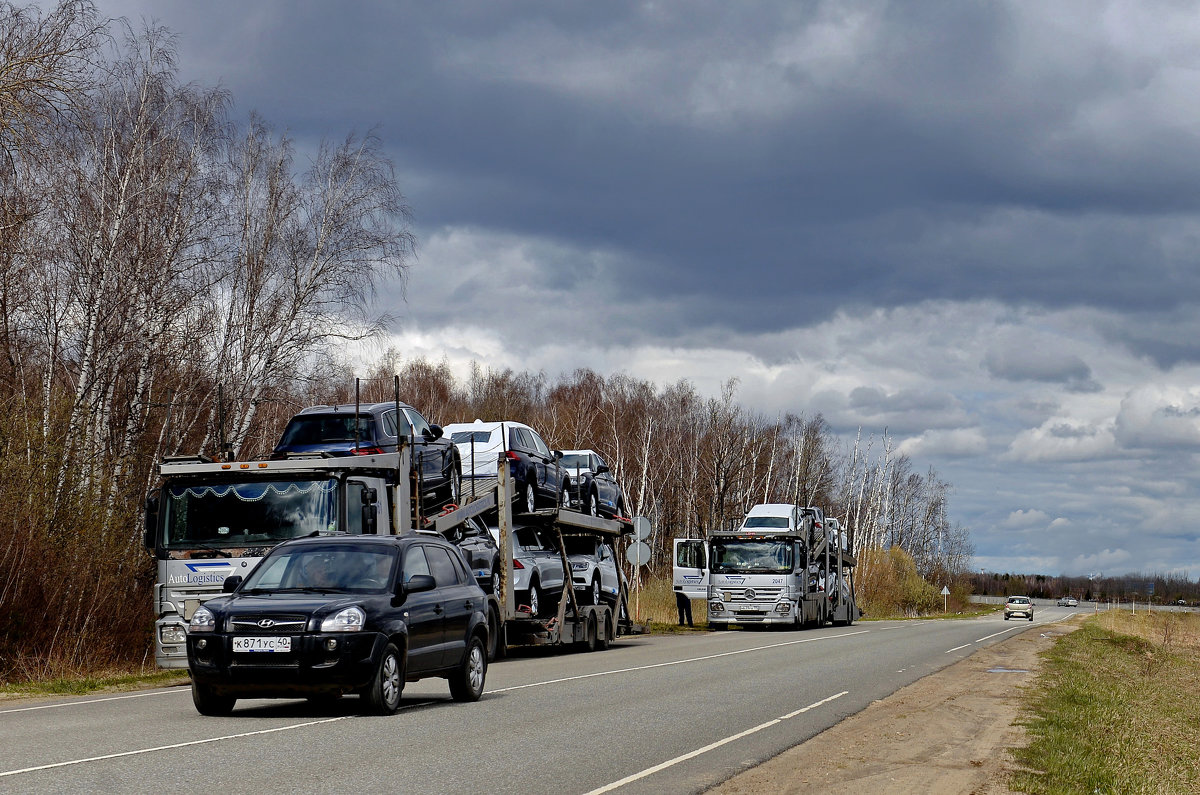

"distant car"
[1057, 596, 1078, 607]
[509, 524, 567, 617]
[186, 534, 488, 715]
[271, 403, 461, 510]
[443, 420, 570, 513]
[560, 449, 626, 518]
[563, 534, 621, 605]
[1004, 595, 1035, 621]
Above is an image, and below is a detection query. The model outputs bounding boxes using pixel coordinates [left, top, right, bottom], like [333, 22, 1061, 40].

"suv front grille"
[228, 615, 308, 634]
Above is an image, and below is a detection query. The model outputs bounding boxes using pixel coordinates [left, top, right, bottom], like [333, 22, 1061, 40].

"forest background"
[17, 2, 1189, 685]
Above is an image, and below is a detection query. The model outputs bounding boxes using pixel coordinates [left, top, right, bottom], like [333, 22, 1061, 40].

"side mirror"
[426, 424, 444, 441]
[143, 492, 159, 553]
[403, 574, 437, 594]
[362, 503, 377, 535]
[222, 575, 243, 593]
[596, 464, 610, 474]
[553, 450, 563, 460]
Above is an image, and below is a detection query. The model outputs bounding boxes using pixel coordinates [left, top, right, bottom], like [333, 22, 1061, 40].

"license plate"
[233, 636, 291, 653]
[736, 604, 767, 611]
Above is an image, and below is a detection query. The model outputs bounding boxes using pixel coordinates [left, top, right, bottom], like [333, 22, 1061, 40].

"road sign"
[940, 586, 950, 595]
[626, 540, 651, 566]
[633, 516, 651, 540]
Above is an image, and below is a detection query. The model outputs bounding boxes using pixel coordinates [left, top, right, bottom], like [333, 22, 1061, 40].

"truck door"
[673, 538, 708, 599]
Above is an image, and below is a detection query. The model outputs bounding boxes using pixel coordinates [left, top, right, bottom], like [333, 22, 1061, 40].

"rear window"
[279, 415, 372, 445]
[452, 431, 493, 445]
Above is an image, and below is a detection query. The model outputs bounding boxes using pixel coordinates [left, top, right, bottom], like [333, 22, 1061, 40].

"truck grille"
[722, 587, 784, 601]
[229, 615, 308, 634]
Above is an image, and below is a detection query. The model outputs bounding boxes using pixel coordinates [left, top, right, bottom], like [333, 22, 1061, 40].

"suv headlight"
[189, 606, 216, 633]
[320, 606, 365, 632]
[571, 562, 588, 571]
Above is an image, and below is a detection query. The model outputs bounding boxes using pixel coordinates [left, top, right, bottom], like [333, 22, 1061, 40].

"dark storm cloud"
[131, 1, 1200, 340]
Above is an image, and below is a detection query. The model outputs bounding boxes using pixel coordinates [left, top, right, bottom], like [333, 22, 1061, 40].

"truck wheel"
[192, 682, 235, 716]
[362, 643, 404, 715]
[449, 635, 487, 702]
[596, 613, 613, 650]
[577, 613, 598, 652]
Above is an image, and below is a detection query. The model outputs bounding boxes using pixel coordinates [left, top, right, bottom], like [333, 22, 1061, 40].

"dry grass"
[1012, 611, 1200, 794]
[625, 574, 709, 629]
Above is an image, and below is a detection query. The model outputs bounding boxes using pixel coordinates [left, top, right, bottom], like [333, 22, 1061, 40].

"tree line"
[0, 2, 971, 680]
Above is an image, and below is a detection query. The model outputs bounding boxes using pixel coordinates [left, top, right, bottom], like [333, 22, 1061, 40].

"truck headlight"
[320, 606, 365, 632]
[189, 606, 216, 633]
[160, 625, 187, 644]
[709, 601, 725, 614]
[775, 602, 791, 614]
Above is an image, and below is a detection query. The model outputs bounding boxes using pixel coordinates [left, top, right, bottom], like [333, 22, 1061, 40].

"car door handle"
[464, 600, 473, 610]
[433, 605, 444, 615]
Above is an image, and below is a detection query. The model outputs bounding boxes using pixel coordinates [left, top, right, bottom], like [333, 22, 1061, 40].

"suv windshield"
[560, 454, 589, 470]
[712, 539, 794, 573]
[162, 478, 339, 549]
[563, 536, 600, 556]
[242, 544, 396, 593]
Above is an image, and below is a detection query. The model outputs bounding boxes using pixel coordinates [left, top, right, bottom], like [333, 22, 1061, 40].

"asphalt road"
[0, 603, 1083, 794]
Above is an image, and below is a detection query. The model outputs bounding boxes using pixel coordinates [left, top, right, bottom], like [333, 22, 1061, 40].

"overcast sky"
[104, 0, 1200, 579]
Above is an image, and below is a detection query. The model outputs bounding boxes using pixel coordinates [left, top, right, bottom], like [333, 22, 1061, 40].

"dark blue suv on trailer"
[271, 402, 461, 510]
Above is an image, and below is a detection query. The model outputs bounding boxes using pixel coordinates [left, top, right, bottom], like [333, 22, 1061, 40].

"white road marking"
[0, 688, 186, 715]
[0, 700, 436, 779]
[490, 630, 869, 693]
[584, 691, 848, 794]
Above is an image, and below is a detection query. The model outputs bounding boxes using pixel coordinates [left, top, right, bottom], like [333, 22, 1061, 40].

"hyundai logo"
[257, 619, 275, 628]
[744, 588, 756, 601]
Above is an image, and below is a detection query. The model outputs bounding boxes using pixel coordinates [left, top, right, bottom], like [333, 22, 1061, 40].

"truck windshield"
[711, 539, 794, 573]
[161, 478, 339, 549]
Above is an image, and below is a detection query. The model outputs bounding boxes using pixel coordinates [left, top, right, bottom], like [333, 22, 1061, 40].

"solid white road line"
[584, 691, 849, 794]
[0, 688, 186, 714]
[0, 700, 436, 779]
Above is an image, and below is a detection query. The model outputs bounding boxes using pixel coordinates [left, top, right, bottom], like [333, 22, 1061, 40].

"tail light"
[512, 559, 525, 569]
[353, 446, 384, 455]
[505, 451, 520, 461]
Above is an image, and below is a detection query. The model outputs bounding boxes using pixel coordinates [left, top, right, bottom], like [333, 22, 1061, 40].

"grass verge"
[1011, 610, 1200, 794]
[0, 668, 188, 699]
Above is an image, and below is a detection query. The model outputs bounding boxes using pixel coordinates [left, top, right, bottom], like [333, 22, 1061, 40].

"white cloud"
[895, 428, 987, 459]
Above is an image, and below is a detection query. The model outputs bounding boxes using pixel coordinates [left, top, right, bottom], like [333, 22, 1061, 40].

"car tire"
[559, 481, 569, 508]
[444, 462, 462, 507]
[528, 578, 542, 617]
[486, 604, 505, 661]
[585, 490, 600, 517]
[192, 682, 235, 716]
[449, 635, 487, 702]
[1029, 615, 1034, 622]
[584, 576, 600, 606]
[489, 564, 501, 599]
[520, 481, 536, 514]
[362, 643, 404, 715]
[1004, 614, 1010, 620]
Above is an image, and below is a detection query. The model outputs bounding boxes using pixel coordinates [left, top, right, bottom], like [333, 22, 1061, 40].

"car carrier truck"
[145, 443, 635, 668]
[673, 503, 858, 629]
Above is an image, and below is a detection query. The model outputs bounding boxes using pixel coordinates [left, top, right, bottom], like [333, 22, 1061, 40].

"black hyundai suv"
[186, 535, 488, 715]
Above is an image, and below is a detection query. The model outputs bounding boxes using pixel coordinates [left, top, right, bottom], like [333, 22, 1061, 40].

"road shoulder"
[710, 620, 1079, 795]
